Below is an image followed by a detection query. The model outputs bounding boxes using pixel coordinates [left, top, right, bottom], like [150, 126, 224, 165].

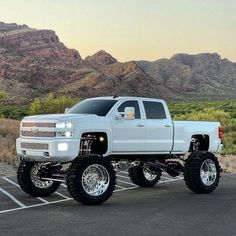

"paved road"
[0, 173, 235, 236]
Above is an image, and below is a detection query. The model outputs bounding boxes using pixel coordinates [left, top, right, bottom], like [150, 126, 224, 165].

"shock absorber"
[191, 137, 200, 151]
[80, 134, 97, 155]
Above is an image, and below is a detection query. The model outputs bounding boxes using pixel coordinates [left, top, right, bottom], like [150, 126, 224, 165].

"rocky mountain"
[0, 22, 236, 104]
[137, 53, 236, 100]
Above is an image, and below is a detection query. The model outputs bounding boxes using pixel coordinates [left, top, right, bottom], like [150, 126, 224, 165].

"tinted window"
[68, 100, 117, 116]
[118, 100, 141, 119]
[143, 101, 166, 119]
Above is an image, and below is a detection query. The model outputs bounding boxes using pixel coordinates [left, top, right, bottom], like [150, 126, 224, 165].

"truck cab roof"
[87, 96, 165, 103]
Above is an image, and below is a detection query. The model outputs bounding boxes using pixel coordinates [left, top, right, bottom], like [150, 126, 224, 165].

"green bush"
[0, 105, 29, 120]
[0, 90, 7, 104]
[30, 93, 78, 115]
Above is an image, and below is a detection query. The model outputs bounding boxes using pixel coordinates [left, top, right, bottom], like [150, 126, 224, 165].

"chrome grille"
[21, 131, 55, 138]
[22, 122, 55, 128]
[21, 143, 49, 150]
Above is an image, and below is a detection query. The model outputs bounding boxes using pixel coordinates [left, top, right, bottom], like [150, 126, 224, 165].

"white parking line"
[0, 187, 26, 208]
[159, 178, 183, 184]
[120, 171, 129, 175]
[3, 177, 20, 188]
[161, 176, 174, 180]
[117, 179, 137, 186]
[114, 186, 138, 192]
[116, 185, 125, 189]
[0, 198, 72, 215]
[0, 184, 139, 215]
[0, 175, 183, 215]
[116, 174, 130, 180]
[55, 191, 70, 199]
[3, 177, 49, 203]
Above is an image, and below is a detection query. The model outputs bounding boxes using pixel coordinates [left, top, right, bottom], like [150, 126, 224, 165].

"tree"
[30, 93, 78, 115]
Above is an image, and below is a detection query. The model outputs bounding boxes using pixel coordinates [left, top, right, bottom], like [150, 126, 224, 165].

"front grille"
[22, 122, 55, 128]
[21, 131, 55, 138]
[21, 143, 49, 150]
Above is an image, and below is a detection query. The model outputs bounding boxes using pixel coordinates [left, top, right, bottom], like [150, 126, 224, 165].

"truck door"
[112, 100, 145, 152]
[143, 101, 173, 152]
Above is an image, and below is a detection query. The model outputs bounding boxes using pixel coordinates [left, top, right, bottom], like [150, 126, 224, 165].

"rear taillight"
[219, 126, 223, 139]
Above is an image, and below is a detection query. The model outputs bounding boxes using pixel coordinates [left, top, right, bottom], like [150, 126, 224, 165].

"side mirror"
[64, 108, 70, 113]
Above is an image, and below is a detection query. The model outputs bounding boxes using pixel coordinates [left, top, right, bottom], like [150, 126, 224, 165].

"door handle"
[137, 123, 144, 127]
[164, 124, 171, 128]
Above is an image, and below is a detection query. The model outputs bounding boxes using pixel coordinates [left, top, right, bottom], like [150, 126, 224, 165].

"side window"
[118, 100, 141, 119]
[143, 101, 166, 119]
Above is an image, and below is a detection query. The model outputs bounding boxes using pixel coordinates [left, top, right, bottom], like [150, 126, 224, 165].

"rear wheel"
[67, 156, 116, 205]
[184, 151, 220, 193]
[128, 165, 161, 187]
[17, 160, 61, 197]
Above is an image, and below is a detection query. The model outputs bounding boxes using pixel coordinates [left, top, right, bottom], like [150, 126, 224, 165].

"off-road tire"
[128, 166, 161, 187]
[67, 156, 116, 205]
[184, 151, 220, 193]
[17, 160, 61, 197]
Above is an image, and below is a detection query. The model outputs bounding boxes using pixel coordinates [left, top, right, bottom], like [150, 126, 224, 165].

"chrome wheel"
[143, 168, 157, 181]
[200, 159, 217, 186]
[81, 164, 110, 196]
[30, 163, 53, 189]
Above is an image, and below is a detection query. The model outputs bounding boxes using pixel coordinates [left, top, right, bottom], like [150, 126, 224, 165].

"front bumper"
[16, 137, 80, 162]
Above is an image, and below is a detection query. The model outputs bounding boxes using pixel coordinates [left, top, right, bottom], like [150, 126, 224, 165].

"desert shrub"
[0, 118, 20, 165]
[0, 105, 29, 120]
[0, 90, 6, 104]
[30, 93, 78, 115]
[174, 108, 230, 124]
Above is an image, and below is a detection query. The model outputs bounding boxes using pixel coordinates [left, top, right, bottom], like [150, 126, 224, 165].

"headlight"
[56, 131, 73, 137]
[56, 122, 72, 129]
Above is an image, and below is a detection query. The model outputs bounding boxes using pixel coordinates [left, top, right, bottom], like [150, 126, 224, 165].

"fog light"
[58, 143, 68, 151]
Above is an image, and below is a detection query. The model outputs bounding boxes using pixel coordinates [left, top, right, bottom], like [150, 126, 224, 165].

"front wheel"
[184, 151, 221, 193]
[128, 165, 161, 187]
[66, 156, 116, 205]
[17, 160, 61, 197]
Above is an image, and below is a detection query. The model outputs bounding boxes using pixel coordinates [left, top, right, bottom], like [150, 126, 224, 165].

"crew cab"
[16, 97, 223, 205]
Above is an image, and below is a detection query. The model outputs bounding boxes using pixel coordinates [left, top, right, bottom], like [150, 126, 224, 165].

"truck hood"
[23, 114, 98, 122]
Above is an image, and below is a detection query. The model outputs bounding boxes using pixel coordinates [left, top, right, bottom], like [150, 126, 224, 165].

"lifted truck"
[16, 96, 223, 205]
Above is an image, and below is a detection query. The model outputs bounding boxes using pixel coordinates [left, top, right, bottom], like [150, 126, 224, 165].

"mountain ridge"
[0, 22, 236, 104]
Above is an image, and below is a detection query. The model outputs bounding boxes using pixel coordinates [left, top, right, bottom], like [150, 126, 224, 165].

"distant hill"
[0, 22, 236, 104]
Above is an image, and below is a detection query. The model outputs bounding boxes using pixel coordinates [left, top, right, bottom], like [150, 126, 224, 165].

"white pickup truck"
[16, 96, 223, 204]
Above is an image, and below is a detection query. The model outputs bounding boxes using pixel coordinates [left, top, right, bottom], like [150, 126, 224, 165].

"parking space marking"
[55, 191, 70, 199]
[161, 176, 174, 180]
[114, 186, 138, 192]
[159, 178, 183, 183]
[0, 198, 72, 215]
[0, 187, 26, 208]
[116, 185, 126, 189]
[117, 179, 137, 186]
[3, 176, 49, 203]
[116, 174, 130, 179]
[0, 173, 183, 215]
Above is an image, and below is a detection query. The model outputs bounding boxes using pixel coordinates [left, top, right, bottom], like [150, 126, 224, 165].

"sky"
[1, 0, 236, 62]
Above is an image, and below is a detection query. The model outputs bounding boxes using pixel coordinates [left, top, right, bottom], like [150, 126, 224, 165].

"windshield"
[67, 99, 117, 116]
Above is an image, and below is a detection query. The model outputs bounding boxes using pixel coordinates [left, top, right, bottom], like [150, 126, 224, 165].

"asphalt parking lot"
[0, 173, 236, 236]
